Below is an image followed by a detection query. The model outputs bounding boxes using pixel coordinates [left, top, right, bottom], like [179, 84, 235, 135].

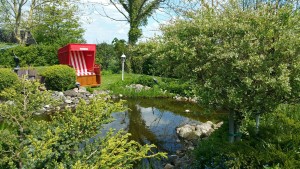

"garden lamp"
[121, 54, 126, 81]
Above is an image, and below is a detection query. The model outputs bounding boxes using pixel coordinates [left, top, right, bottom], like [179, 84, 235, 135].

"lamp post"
[121, 54, 126, 81]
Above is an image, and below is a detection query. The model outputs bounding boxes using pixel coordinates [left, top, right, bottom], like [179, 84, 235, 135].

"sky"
[80, 0, 171, 44]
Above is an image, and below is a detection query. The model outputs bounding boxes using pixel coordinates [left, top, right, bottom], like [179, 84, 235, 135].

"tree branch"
[93, 6, 127, 22]
[109, 0, 129, 21]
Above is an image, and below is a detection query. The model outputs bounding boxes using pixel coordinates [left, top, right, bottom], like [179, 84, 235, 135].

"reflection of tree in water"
[126, 100, 166, 152]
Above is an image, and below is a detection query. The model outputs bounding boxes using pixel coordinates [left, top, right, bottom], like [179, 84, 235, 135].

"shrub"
[0, 44, 59, 67]
[41, 65, 76, 91]
[193, 104, 300, 169]
[0, 68, 19, 91]
[159, 78, 194, 97]
[133, 75, 157, 87]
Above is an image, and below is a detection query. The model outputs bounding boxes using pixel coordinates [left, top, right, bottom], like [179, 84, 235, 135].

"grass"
[98, 73, 140, 90]
[97, 72, 162, 90]
[93, 72, 172, 98]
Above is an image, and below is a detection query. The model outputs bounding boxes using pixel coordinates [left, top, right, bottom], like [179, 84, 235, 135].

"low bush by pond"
[192, 104, 300, 168]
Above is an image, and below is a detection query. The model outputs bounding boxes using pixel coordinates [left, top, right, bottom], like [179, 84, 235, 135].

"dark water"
[102, 98, 225, 154]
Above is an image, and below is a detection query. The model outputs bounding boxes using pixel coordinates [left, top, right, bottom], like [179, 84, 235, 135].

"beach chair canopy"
[58, 44, 97, 76]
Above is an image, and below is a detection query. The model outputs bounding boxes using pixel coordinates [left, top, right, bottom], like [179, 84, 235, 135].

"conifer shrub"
[41, 65, 76, 91]
[0, 68, 19, 91]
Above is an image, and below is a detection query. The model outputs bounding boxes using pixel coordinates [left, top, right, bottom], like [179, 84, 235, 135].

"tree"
[0, 0, 84, 45]
[98, 0, 164, 45]
[157, 3, 300, 142]
[0, 78, 166, 168]
[32, 0, 85, 45]
[0, 0, 40, 44]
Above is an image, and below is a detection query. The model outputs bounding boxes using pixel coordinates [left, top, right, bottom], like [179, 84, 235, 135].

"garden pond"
[101, 98, 226, 168]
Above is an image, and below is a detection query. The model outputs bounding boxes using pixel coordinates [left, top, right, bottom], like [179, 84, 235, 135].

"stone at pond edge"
[164, 163, 174, 169]
[176, 121, 223, 141]
[176, 124, 199, 140]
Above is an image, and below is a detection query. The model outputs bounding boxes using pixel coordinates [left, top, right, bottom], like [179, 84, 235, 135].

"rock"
[35, 108, 46, 115]
[126, 84, 151, 92]
[78, 87, 87, 93]
[164, 163, 174, 169]
[134, 84, 143, 91]
[195, 122, 214, 137]
[65, 99, 72, 104]
[64, 90, 80, 97]
[177, 124, 200, 140]
[144, 86, 151, 90]
[174, 155, 190, 168]
[188, 146, 194, 150]
[168, 155, 178, 165]
[213, 121, 224, 129]
[206, 121, 214, 126]
[44, 105, 50, 109]
[73, 88, 79, 93]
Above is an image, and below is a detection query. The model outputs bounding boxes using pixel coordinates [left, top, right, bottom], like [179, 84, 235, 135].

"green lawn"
[98, 73, 157, 90]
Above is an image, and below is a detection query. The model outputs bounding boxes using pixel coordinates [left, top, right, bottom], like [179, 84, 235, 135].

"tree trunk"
[235, 123, 241, 142]
[255, 114, 260, 134]
[228, 111, 235, 143]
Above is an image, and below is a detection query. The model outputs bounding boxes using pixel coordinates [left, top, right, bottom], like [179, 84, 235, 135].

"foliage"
[0, 44, 60, 67]
[131, 41, 160, 76]
[96, 42, 119, 73]
[160, 78, 195, 97]
[0, 68, 18, 91]
[0, 78, 56, 168]
[0, 78, 167, 168]
[32, 0, 85, 45]
[192, 104, 300, 169]
[107, 76, 167, 98]
[0, 0, 84, 45]
[132, 75, 157, 87]
[41, 65, 76, 91]
[157, 3, 300, 118]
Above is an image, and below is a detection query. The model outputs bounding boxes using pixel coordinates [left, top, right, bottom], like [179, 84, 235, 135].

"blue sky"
[80, 0, 172, 44]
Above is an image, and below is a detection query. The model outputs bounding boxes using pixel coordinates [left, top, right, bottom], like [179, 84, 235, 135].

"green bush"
[0, 44, 60, 67]
[193, 104, 300, 169]
[0, 68, 19, 91]
[41, 65, 76, 91]
[131, 41, 160, 76]
[133, 75, 157, 87]
[159, 78, 194, 97]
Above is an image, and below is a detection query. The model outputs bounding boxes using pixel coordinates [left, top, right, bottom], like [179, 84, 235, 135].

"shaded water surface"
[102, 98, 225, 153]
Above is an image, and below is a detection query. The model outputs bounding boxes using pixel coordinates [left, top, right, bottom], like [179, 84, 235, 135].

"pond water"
[102, 98, 226, 154]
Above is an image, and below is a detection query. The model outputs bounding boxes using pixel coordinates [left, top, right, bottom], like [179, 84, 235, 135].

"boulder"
[176, 124, 198, 140]
[164, 163, 174, 169]
[177, 121, 222, 141]
[195, 122, 214, 137]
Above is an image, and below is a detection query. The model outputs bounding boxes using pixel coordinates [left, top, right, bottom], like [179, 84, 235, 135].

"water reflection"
[102, 98, 225, 153]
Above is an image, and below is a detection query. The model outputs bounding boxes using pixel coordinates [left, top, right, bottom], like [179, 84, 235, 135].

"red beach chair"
[58, 44, 101, 87]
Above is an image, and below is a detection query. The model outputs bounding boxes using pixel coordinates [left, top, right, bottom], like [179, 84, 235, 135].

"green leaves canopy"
[158, 4, 300, 116]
